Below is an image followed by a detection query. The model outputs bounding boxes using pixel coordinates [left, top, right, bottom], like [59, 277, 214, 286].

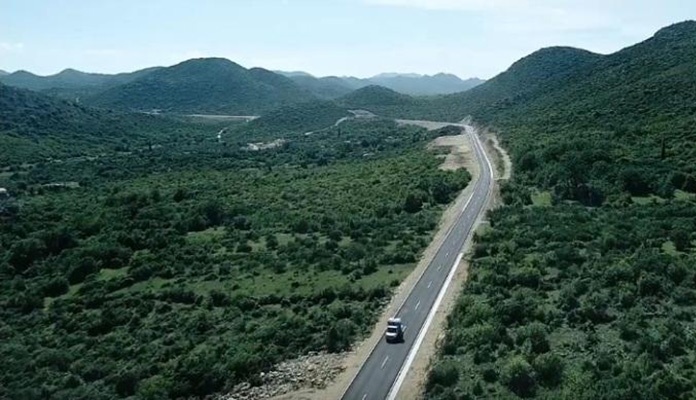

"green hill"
[425, 20, 696, 400]
[247, 100, 349, 133]
[418, 46, 602, 121]
[339, 85, 416, 109]
[87, 58, 316, 114]
[0, 83, 198, 165]
[414, 21, 696, 202]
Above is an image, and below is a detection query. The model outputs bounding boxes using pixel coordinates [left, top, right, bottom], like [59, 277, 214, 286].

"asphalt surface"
[341, 124, 494, 400]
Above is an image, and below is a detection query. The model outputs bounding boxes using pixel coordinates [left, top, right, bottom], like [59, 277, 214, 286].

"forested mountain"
[0, 69, 8, 76]
[426, 46, 603, 121]
[384, 21, 696, 203]
[87, 58, 316, 114]
[0, 83, 204, 165]
[425, 20, 696, 400]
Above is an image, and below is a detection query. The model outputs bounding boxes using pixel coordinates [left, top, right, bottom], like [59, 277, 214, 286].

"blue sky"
[1, 0, 694, 78]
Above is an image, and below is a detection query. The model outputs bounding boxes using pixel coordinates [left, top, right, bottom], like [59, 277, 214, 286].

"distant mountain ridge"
[276, 71, 485, 97]
[0, 67, 164, 100]
[369, 73, 484, 96]
[0, 62, 484, 111]
[0, 67, 163, 90]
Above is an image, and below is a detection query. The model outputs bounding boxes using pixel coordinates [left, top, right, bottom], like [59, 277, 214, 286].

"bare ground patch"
[428, 134, 479, 175]
[245, 139, 287, 151]
[480, 128, 511, 209]
[481, 128, 512, 181]
[395, 119, 457, 131]
[251, 130, 478, 400]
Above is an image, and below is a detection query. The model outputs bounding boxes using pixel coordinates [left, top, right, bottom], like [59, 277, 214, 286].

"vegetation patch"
[425, 21, 696, 400]
[0, 116, 470, 399]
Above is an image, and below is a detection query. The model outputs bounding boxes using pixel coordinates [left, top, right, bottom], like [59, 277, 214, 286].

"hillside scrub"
[0, 115, 470, 399]
[424, 21, 696, 400]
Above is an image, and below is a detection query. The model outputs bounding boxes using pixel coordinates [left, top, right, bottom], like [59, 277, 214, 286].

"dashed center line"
[427, 280, 432, 288]
[415, 300, 421, 310]
[361, 394, 367, 400]
[381, 355, 389, 369]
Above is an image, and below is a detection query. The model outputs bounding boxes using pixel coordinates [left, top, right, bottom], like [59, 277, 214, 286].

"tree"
[8, 238, 46, 272]
[403, 192, 424, 213]
[325, 319, 356, 353]
[670, 229, 690, 252]
[533, 352, 564, 387]
[427, 360, 460, 390]
[42, 277, 69, 297]
[501, 356, 536, 397]
[521, 322, 550, 354]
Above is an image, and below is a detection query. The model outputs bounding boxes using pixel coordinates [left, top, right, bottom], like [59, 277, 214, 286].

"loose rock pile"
[222, 351, 346, 400]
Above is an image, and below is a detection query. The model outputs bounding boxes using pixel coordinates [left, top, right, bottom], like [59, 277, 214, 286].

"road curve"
[341, 123, 494, 400]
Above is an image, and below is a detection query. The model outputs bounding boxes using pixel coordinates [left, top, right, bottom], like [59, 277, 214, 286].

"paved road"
[341, 123, 494, 400]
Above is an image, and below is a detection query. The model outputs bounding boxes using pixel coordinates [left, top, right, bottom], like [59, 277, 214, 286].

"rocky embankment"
[221, 352, 345, 400]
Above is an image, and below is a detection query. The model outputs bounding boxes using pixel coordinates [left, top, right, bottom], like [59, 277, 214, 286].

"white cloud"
[366, 0, 625, 34]
[365, 0, 529, 11]
[84, 49, 122, 56]
[0, 42, 25, 52]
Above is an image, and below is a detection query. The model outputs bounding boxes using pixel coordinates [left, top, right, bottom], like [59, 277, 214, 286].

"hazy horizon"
[0, 62, 489, 81]
[2, 0, 695, 79]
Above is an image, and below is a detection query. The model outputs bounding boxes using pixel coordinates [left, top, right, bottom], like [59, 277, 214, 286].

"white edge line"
[386, 251, 465, 400]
